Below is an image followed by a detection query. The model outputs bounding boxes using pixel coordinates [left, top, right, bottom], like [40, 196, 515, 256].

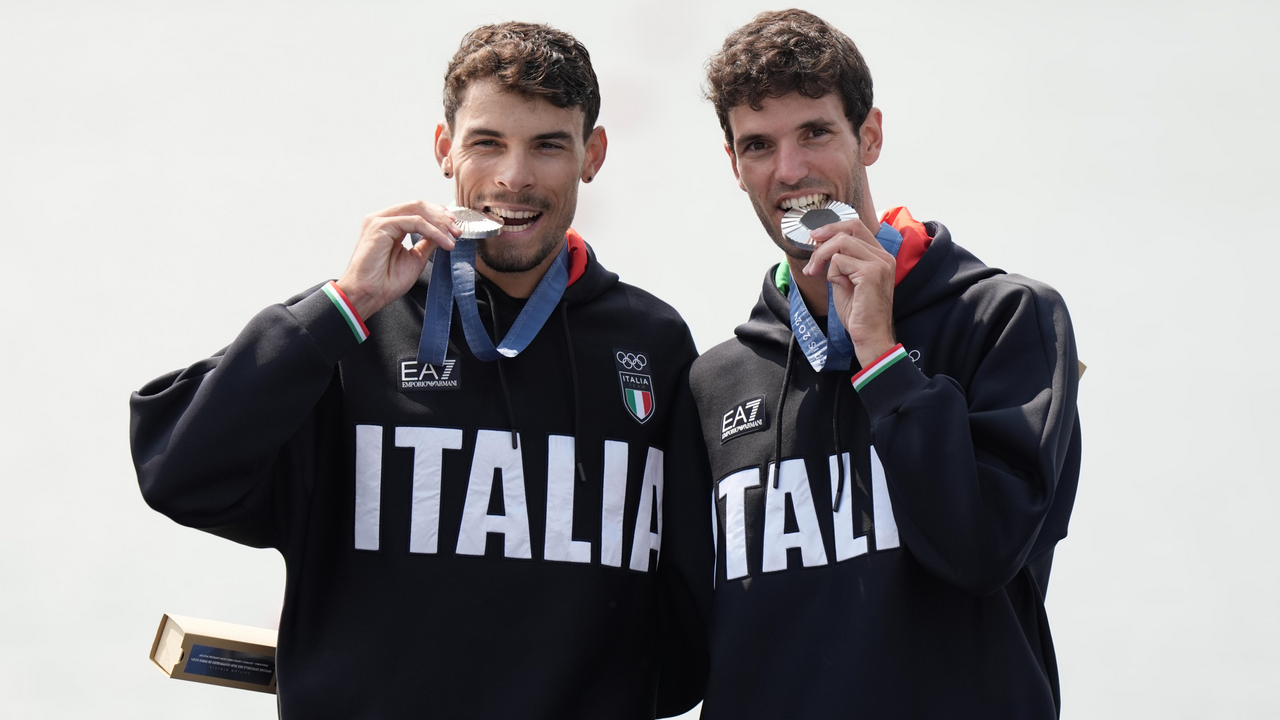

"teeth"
[503, 222, 533, 232]
[780, 193, 829, 211]
[489, 207, 540, 219]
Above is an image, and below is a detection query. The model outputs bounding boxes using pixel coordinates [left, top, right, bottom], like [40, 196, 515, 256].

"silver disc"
[408, 206, 503, 246]
[451, 207, 503, 240]
[780, 199, 859, 255]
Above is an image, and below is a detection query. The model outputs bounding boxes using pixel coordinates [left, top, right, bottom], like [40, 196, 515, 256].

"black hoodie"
[689, 219, 1081, 719]
[130, 239, 713, 719]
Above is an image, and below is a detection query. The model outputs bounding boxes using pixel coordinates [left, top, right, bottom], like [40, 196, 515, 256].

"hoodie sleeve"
[853, 279, 1079, 596]
[128, 284, 363, 549]
[654, 340, 714, 718]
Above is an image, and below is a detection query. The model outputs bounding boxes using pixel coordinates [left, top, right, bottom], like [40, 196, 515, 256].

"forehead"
[454, 78, 585, 140]
[727, 92, 849, 138]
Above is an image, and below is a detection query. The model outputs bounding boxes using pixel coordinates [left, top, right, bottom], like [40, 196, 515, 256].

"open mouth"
[777, 193, 829, 213]
[484, 206, 545, 233]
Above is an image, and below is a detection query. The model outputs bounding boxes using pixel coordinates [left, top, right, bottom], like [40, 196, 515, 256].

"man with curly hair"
[690, 9, 1081, 718]
[130, 22, 711, 719]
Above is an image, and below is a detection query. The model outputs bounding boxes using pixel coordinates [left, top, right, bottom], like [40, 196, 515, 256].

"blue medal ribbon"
[787, 222, 904, 372]
[417, 239, 570, 366]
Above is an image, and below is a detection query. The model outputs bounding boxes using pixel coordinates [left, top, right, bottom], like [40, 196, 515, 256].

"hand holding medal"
[780, 199, 904, 372]
[787, 200, 903, 370]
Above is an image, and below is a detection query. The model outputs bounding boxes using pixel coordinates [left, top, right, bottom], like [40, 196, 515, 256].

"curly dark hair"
[706, 9, 873, 150]
[444, 22, 601, 140]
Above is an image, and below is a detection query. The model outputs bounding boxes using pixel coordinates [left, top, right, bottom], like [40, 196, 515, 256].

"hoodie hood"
[735, 215, 1004, 352]
[561, 229, 620, 305]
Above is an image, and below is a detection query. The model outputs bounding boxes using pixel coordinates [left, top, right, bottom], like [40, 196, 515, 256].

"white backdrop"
[2, 1, 1277, 717]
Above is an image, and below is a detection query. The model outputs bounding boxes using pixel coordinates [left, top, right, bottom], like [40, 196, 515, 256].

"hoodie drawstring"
[480, 284, 519, 450]
[832, 375, 846, 511]
[772, 341, 797, 488]
[559, 302, 587, 483]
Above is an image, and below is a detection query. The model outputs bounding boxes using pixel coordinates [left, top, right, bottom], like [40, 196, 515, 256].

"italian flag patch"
[852, 344, 907, 392]
[625, 387, 653, 420]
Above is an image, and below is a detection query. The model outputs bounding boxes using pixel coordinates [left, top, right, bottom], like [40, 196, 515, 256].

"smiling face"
[436, 78, 606, 276]
[727, 92, 882, 258]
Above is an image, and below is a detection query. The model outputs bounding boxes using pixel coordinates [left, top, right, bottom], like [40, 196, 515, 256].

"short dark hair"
[444, 22, 601, 140]
[705, 9, 873, 149]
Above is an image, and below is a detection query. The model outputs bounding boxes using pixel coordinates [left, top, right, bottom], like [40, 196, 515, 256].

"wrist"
[853, 333, 897, 369]
[334, 277, 380, 320]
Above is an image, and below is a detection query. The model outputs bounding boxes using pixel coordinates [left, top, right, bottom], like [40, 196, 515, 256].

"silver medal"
[781, 199, 858, 254]
[410, 206, 502, 245]
[450, 207, 503, 239]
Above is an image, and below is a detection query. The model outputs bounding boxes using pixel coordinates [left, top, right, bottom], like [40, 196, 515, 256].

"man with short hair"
[131, 22, 710, 719]
[690, 9, 1081, 718]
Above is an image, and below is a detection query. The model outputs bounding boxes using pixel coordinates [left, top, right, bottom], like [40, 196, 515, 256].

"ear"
[581, 126, 608, 182]
[859, 108, 883, 166]
[726, 143, 746, 192]
[434, 123, 452, 166]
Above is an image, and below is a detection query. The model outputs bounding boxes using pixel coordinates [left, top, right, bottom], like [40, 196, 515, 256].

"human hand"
[335, 201, 460, 319]
[802, 219, 897, 367]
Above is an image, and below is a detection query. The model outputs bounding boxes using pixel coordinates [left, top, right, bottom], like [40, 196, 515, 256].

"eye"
[808, 127, 830, 139]
[742, 140, 769, 154]
[538, 141, 566, 151]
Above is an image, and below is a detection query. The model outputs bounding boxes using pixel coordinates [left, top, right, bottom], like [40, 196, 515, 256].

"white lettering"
[456, 430, 532, 559]
[395, 426, 463, 554]
[544, 435, 591, 563]
[600, 440, 629, 567]
[718, 467, 760, 580]
[870, 447, 900, 551]
[628, 447, 664, 572]
[354, 425, 383, 551]
[400, 362, 417, 383]
[762, 460, 829, 572]
[829, 452, 868, 562]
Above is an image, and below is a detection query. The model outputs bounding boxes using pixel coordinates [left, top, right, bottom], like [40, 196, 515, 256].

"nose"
[495, 149, 535, 193]
[775, 141, 809, 186]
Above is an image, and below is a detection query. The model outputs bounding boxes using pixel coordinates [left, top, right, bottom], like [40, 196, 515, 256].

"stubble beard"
[474, 189, 576, 273]
[477, 225, 567, 273]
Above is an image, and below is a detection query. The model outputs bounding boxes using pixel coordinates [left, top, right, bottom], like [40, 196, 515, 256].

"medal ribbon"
[788, 222, 905, 372]
[417, 239, 569, 366]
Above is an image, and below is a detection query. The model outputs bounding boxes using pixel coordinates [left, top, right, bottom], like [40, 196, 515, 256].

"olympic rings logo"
[616, 352, 648, 370]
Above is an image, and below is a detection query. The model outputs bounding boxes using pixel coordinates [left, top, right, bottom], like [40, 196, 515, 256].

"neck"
[475, 239, 565, 299]
[787, 255, 828, 312]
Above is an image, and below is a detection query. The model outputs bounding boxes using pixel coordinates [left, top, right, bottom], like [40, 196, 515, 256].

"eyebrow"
[735, 117, 839, 151]
[532, 130, 575, 142]
[462, 127, 576, 143]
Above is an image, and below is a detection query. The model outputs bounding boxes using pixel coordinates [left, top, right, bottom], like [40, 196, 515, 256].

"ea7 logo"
[721, 396, 767, 443]
[399, 358, 461, 391]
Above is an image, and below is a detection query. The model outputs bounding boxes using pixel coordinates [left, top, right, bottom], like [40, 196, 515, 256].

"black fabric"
[130, 245, 713, 719]
[689, 223, 1081, 719]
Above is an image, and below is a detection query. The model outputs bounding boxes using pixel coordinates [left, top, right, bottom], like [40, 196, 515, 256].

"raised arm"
[130, 201, 459, 547]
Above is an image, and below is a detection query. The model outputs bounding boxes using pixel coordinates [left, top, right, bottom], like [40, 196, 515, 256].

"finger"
[368, 201, 461, 235]
[827, 253, 868, 283]
[809, 218, 872, 243]
[375, 215, 454, 250]
[803, 233, 882, 275]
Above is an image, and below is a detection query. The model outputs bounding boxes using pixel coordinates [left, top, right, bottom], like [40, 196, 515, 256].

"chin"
[478, 227, 565, 274]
